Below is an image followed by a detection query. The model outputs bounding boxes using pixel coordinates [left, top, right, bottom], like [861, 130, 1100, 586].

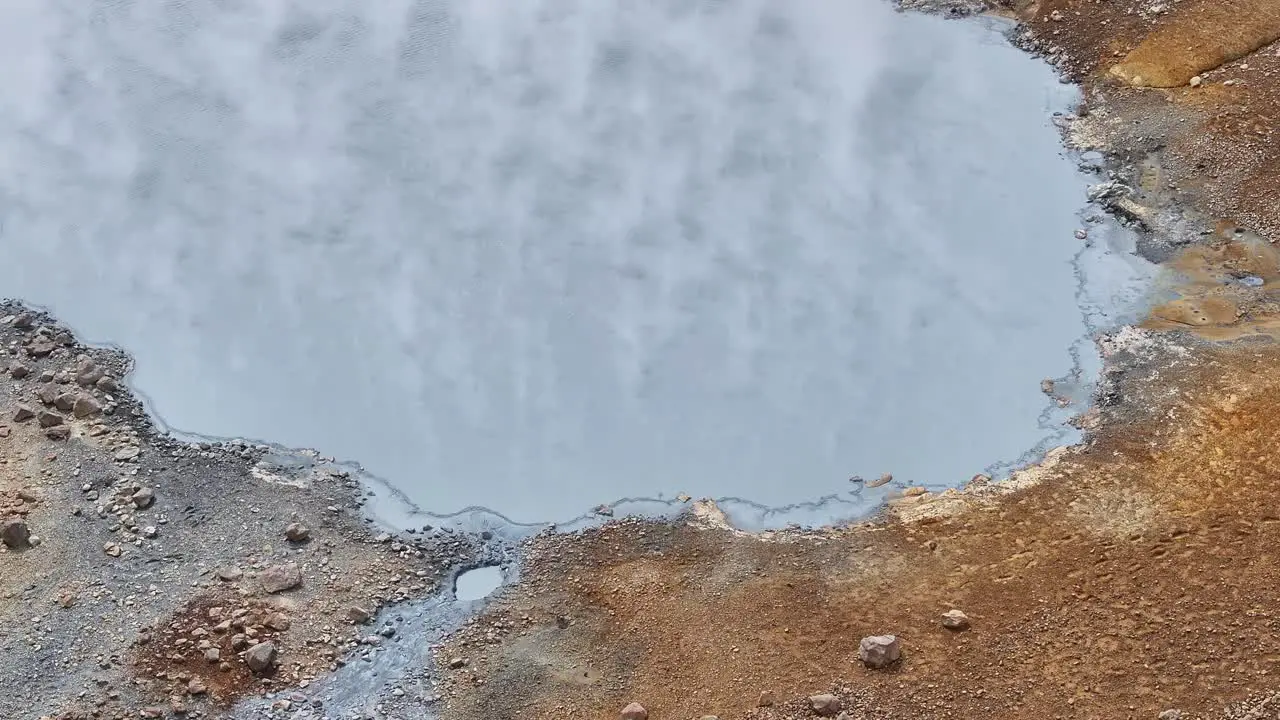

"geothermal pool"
[0, 0, 1152, 528]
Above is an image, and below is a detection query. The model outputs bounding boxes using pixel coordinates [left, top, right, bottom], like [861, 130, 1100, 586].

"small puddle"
[454, 566, 503, 602]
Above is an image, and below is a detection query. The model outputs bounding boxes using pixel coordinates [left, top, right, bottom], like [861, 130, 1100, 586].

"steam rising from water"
[0, 0, 1150, 526]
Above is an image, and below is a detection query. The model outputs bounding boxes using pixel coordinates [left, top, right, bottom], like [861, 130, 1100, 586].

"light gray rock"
[245, 641, 277, 673]
[132, 487, 155, 509]
[859, 634, 901, 669]
[284, 523, 310, 543]
[620, 702, 648, 720]
[809, 694, 842, 717]
[941, 609, 970, 630]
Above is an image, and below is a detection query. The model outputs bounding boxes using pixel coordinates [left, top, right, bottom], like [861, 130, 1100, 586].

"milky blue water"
[0, 0, 1153, 528]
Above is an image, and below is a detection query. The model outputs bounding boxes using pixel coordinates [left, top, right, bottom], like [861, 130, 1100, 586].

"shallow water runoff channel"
[0, 0, 1153, 530]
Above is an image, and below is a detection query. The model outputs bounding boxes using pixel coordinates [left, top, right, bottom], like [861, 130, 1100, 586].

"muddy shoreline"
[4, 0, 1280, 719]
[428, 2, 1280, 720]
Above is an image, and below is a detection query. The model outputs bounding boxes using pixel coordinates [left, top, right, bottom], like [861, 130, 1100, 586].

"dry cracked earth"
[6, 1, 1280, 720]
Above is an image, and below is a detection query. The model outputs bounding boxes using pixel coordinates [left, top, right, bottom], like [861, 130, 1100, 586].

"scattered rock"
[131, 487, 155, 509]
[859, 634, 901, 669]
[620, 702, 648, 720]
[448, 657, 468, 669]
[72, 395, 102, 418]
[216, 567, 243, 582]
[866, 473, 893, 488]
[95, 376, 118, 392]
[12, 405, 34, 422]
[36, 385, 58, 405]
[809, 694, 842, 717]
[0, 426, 8, 438]
[44, 425, 70, 441]
[941, 609, 970, 631]
[36, 411, 64, 428]
[203, 648, 221, 664]
[245, 641, 278, 673]
[1040, 378, 1056, 395]
[1158, 711, 1183, 720]
[26, 337, 56, 358]
[188, 678, 208, 695]
[103, 542, 122, 558]
[284, 522, 310, 543]
[12, 312, 34, 330]
[265, 613, 291, 631]
[28, 535, 41, 546]
[260, 563, 302, 593]
[347, 606, 372, 624]
[1074, 229, 1088, 240]
[1, 518, 32, 549]
[74, 359, 103, 387]
[758, 691, 776, 707]
[52, 392, 76, 412]
[9, 363, 29, 379]
[1189, 75, 1202, 88]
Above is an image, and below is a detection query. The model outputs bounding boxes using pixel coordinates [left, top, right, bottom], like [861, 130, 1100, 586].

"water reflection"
[0, 0, 1151, 526]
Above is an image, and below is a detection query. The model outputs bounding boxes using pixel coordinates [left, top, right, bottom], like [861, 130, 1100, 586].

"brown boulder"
[260, 563, 302, 593]
[1, 518, 31, 549]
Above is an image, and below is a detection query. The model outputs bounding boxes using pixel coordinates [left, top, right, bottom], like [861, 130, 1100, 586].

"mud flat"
[425, 1, 1280, 719]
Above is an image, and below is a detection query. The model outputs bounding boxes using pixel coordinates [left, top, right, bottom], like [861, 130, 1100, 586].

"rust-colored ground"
[436, 338, 1280, 719]
[1018, 0, 1280, 241]
[434, 2, 1280, 719]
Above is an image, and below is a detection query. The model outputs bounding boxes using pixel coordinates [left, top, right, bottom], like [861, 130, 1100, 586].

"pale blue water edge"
[0, 0, 1154, 530]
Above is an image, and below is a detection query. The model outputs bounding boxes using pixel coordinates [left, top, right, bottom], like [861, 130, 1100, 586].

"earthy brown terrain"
[430, 2, 1280, 719]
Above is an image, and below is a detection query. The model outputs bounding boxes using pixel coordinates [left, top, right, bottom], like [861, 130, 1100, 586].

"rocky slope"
[0, 303, 491, 719]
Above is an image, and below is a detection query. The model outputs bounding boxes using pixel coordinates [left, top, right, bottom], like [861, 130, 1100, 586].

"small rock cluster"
[137, 598, 291, 703]
[7, 346, 122, 441]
